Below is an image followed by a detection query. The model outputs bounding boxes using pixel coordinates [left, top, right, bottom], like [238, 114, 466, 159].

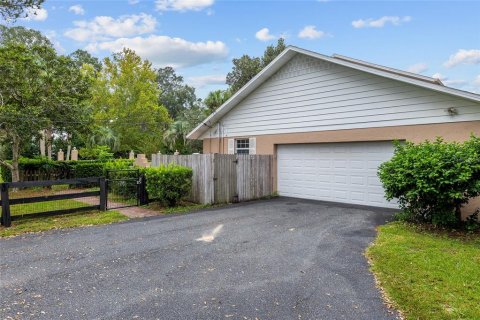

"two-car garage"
[277, 141, 398, 208]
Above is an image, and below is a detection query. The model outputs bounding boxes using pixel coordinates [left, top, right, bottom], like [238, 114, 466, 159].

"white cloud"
[188, 74, 225, 88]
[352, 16, 411, 28]
[156, 0, 214, 11]
[445, 79, 467, 86]
[86, 35, 228, 68]
[64, 13, 157, 42]
[298, 25, 326, 39]
[473, 75, 480, 93]
[444, 49, 480, 68]
[255, 28, 276, 41]
[45, 30, 65, 53]
[432, 72, 446, 81]
[22, 7, 48, 21]
[474, 75, 480, 86]
[69, 5, 85, 15]
[431, 73, 466, 87]
[406, 63, 428, 74]
[128, 0, 140, 4]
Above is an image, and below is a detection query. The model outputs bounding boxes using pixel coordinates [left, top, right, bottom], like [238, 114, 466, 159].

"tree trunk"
[66, 133, 72, 161]
[46, 128, 53, 160]
[39, 129, 46, 157]
[11, 134, 20, 183]
[455, 203, 462, 224]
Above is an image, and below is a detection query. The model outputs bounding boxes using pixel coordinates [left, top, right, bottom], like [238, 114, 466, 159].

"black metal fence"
[106, 169, 139, 210]
[0, 177, 107, 228]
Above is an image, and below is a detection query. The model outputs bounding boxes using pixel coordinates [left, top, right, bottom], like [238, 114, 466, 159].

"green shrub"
[378, 137, 480, 226]
[143, 164, 192, 207]
[0, 158, 134, 182]
[70, 162, 105, 178]
[79, 146, 114, 160]
[0, 158, 70, 182]
[104, 160, 133, 172]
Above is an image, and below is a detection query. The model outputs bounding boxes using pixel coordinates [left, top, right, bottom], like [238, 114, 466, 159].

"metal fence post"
[1, 183, 11, 227]
[99, 177, 107, 211]
[138, 174, 148, 206]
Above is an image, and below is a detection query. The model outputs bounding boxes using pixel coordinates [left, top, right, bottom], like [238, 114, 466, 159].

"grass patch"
[146, 201, 225, 215]
[10, 199, 91, 217]
[367, 222, 480, 319]
[1, 194, 128, 237]
[1, 209, 127, 237]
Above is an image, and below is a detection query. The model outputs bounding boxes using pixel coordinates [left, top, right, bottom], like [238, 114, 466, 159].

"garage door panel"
[350, 160, 365, 169]
[277, 142, 397, 208]
[350, 175, 366, 186]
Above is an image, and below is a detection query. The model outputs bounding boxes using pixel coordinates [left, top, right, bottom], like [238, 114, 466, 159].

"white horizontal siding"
[202, 53, 480, 139]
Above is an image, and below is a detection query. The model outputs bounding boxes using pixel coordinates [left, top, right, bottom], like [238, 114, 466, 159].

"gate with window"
[106, 169, 147, 210]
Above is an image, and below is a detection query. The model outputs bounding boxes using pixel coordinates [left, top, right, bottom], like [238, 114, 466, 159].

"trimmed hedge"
[0, 158, 134, 182]
[143, 164, 192, 207]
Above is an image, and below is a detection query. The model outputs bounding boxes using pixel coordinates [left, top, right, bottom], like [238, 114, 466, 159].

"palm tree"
[204, 89, 232, 112]
[88, 126, 120, 151]
[163, 120, 190, 153]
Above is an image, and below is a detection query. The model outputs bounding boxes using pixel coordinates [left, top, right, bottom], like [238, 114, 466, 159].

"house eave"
[187, 46, 480, 140]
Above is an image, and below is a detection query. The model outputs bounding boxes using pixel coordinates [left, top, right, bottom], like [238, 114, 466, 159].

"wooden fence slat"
[151, 154, 274, 204]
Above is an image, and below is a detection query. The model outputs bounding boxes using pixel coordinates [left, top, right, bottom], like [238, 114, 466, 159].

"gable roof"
[187, 46, 480, 140]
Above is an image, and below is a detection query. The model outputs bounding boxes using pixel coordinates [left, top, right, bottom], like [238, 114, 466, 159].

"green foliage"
[90, 48, 171, 155]
[105, 165, 138, 199]
[0, 33, 92, 182]
[226, 38, 286, 93]
[104, 159, 133, 171]
[0, 25, 51, 47]
[204, 89, 232, 112]
[170, 105, 207, 154]
[69, 49, 101, 72]
[79, 145, 114, 160]
[378, 137, 480, 226]
[0, 0, 45, 21]
[0, 158, 134, 181]
[86, 126, 120, 152]
[143, 164, 193, 207]
[465, 210, 480, 232]
[70, 162, 105, 178]
[156, 66, 200, 119]
[226, 54, 261, 93]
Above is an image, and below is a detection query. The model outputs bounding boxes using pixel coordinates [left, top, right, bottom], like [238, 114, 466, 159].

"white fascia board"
[186, 48, 297, 140]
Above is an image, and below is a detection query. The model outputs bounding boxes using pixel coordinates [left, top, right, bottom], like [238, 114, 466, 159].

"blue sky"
[11, 0, 480, 98]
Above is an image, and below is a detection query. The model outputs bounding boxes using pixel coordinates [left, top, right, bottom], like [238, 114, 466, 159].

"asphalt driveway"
[1, 198, 398, 320]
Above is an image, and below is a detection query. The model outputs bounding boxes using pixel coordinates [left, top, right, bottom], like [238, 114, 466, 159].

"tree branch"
[0, 159, 13, 170]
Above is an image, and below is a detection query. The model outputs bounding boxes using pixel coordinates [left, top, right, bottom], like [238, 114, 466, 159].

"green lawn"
[367, 222, 480, 320]
[1, 197, 128, 237]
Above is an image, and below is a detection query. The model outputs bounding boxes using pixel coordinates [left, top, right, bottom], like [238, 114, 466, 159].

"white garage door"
[277, 142, 397, 208]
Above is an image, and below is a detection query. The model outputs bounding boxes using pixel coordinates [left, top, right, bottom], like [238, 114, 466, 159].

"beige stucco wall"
[201, 120, 480, 218]
[203, 120, 480, 154]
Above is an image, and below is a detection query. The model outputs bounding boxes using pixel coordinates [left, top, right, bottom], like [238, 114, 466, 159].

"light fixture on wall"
[447, 107, 458, 116]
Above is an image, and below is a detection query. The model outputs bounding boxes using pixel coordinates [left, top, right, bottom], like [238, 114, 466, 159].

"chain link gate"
[106, 169, 146, 210]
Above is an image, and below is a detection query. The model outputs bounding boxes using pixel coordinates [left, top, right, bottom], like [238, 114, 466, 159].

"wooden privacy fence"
[151, 154, 275, 204]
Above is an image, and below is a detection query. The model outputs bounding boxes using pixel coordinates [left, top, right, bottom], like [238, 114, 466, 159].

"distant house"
[187, 46, 480, 210]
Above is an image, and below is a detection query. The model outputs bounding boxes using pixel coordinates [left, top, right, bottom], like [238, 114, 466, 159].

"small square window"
[236, 139, 249, 154]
